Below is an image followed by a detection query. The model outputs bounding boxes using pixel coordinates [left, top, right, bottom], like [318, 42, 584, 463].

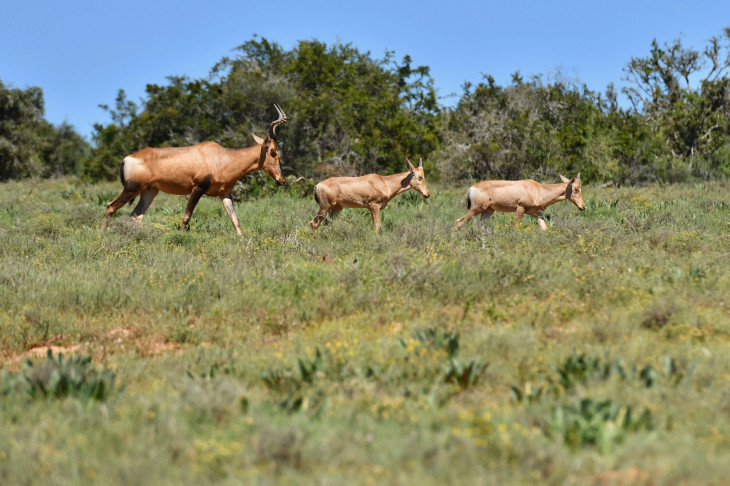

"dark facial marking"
[400, 172, 415, 188]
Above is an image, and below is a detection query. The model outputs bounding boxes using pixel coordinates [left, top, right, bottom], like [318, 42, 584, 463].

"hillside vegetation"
[1, 178, 728, 484]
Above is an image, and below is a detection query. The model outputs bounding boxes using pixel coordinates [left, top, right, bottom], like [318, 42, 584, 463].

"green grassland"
[1, 177, 729, 485]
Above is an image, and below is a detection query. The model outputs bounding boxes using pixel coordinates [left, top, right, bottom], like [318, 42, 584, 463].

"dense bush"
[4, 29, 730, 185]
[84, 38, 441, 182]
[1, 350, 116, 401]
[0, 79, 89, 180]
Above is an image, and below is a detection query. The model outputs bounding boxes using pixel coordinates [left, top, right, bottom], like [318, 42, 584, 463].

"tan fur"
[101, 105, 287, 237]
[454, 174, 585, 231]
[311, 158, 431, 232]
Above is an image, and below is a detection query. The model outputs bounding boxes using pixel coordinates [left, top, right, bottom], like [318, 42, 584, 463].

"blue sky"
[1, 0, 728, 139]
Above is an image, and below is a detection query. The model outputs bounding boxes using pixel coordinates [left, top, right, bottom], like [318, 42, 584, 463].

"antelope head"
[252, 104, 288, 186]
[404, 157, 431, 198]
[560, 173, 585, 210]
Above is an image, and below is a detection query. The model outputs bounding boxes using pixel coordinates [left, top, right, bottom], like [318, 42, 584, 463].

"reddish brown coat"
[101, 105, 287, 236]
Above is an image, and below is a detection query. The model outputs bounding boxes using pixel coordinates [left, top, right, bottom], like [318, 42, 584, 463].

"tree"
[435, 72, 670, 185]
[437, 74, 605, 182]
[83, 37, 441, 182]
[0, 79, 89, 181]
[622, 29, 730, 168]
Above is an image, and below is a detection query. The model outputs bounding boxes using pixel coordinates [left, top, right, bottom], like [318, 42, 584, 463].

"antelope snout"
[276, 177, 286, 186]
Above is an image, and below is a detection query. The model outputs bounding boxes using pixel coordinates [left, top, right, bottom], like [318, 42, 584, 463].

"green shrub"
[549, 398, 653, 452]
[1, 350, 117, 401]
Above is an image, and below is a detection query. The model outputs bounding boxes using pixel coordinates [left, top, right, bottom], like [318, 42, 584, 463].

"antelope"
[310, 158, 431, 233]
[454, 174, 585, 231]
[101, 104, 288, 237]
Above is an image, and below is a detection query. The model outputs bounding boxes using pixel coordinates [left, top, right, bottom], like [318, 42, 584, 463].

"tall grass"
[0, 177, 729, 484]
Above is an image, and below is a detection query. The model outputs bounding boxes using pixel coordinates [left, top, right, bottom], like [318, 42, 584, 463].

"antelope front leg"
[536, 212, 548, 231]
[221, 196, 243, 237]
[515, 206, 525, 226]
[369, 204, 382, 232]
[527, 209, 548, 231]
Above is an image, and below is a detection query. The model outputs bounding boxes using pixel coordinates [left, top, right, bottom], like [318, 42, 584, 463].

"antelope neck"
[382, 171, 413, 201]
[538, 182, 568, 208]
[227, 145, 263, 178]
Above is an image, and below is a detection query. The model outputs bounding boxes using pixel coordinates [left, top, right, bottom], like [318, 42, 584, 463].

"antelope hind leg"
[311, 207, 330, 233]
[102, 187, 141, 231]
[455, 209, 480, 231]
[130, 188, 159, 223]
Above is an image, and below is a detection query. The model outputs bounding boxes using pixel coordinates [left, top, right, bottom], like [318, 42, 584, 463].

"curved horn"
[268, 104, 288, 137]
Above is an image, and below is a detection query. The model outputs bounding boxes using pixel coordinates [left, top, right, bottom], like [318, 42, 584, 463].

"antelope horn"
[268, 104, 288, 137]
[419, 158, 423, 168]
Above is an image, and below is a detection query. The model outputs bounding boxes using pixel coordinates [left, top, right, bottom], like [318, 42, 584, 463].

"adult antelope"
[454, 174, 585, 231]
[310, 158, 431, 233]
[101, 104, 288, 237]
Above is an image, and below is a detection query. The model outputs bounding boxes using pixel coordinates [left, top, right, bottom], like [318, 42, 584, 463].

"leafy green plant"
[549, 398, 653, 452]
[2, 350, 117, 401]
[261, 348, 329, 414]
[510, 381, 547, 405]
[294, 348, 325, 384]
[512, 352, 694, 404]
[400, 327, 460, 359]
[553, 352, 692, 390]
[444, 359, 486, 389]
[553, 352, 606, 390]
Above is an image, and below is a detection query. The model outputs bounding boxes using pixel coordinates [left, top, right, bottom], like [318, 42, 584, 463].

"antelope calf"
[310, 158, 431, 232]
[454, 174, 585, 231]
[101, 105, 288, 237]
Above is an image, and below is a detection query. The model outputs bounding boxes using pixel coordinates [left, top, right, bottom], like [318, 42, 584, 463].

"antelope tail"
[465, 188, 472, 210]
[119, 162, 126, 186]
[119, 160, 137, 206]
[314, 184, 320, 205]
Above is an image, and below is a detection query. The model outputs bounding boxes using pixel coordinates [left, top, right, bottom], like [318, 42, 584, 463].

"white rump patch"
[123, 156, 144, 181]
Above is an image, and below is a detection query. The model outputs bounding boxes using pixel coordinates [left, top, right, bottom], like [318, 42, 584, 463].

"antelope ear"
[559, 174, 570, 183]
[405, 157, 416, 173]
[575, 172, 581, 181]
[251, 133, 265, 145]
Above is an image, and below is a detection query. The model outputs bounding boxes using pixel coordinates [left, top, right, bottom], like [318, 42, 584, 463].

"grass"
[1, 176, 729, 484]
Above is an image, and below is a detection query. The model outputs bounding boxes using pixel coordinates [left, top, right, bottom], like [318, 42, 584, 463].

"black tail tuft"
[314, 185, 320, 205]
[119, 163, 125, 186]
[466, 189, 472, 210]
